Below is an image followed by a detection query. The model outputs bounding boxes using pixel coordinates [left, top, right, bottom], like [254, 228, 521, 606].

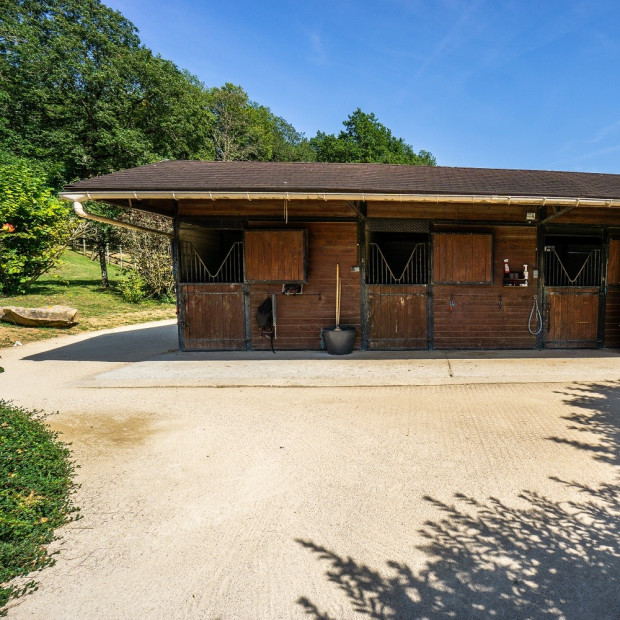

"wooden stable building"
[61, 161, 620, 352]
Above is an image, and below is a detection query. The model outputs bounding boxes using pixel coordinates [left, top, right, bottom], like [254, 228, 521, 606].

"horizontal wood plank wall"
[368, 285, 427, 349]
[604, 291, 620, 347]
[181, 284, 245, 350]
[179, 199, 355, 219]
[367, 202, 536, 222]
[605, 239, 620, 347]
[559, 209, 620, 226]
[433, 226, 538, 349]
[249, 222, 360, 350]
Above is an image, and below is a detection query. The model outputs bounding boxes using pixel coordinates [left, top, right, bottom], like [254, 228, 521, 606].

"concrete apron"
[3, 320, 618, 388]
[83, 351, 620, 388]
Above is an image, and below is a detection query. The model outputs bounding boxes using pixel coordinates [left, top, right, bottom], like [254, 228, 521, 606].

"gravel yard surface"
[2, 322, 618, 618]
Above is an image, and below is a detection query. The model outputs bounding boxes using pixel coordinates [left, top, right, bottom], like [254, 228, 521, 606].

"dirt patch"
[51, 413, 158, 452]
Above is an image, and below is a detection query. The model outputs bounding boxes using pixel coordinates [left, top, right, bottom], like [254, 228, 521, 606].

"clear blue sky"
[105, 0, 620, 173]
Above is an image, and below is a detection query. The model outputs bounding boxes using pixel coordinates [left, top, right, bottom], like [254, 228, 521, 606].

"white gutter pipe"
[71, 201, 173, 238]
[60, 191, 620, 208]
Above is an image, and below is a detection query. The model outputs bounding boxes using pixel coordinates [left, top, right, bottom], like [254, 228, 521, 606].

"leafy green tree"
[0, 0, 214, 179]
[269, 115, 316, 162]
[206, 83, 315, 162]
[0, 0, 215, 289]
[311, 108, 436, 166]
[0, 154, 72, 294]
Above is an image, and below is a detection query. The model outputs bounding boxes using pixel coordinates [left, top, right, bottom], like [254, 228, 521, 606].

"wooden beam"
[540, 205, 577, 224]
[346, 200, 367, 219]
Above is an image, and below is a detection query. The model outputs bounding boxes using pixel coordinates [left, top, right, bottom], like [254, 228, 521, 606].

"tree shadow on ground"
[297, 381, 620, 619]
[297, 481, 618, 618]
[546, 381, 619, 466]
[23, 323, 177, 362]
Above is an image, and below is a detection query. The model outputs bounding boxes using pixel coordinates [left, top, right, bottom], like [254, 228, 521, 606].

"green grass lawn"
[0, 401, 78, 614]
[0, 250, 175, 347]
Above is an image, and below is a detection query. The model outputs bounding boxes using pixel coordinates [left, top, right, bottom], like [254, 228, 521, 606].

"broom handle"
[336, 263, 341, 326]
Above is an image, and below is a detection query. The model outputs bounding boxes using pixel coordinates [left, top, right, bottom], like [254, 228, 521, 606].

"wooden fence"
[71, 238, 135, 268]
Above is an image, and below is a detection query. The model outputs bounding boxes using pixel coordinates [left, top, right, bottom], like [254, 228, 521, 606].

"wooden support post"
[171, 200, 184, 351]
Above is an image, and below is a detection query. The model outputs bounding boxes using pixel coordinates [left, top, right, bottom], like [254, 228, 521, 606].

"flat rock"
[1, 305, 79, 327]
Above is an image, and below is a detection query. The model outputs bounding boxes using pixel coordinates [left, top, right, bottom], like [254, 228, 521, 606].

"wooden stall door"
[368, 285, 427, 349]
[181, 284, 245, 350]
[545, 290, 599, 348]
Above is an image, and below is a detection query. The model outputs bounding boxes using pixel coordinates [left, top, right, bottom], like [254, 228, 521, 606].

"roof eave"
[59, 190, 620, 208]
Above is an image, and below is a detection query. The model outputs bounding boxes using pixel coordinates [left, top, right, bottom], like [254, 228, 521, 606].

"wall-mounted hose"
[528, 295, 543, 335]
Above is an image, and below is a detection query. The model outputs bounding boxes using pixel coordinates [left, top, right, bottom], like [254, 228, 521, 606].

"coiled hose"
[528, 295, 543, 335]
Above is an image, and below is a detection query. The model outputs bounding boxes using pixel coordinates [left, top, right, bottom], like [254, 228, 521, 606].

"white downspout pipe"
[72, 201, 173, 238]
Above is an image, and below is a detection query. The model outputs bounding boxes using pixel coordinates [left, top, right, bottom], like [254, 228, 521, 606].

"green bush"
[0, 154, 72, 295]
[117, 268, 147, 303]
[0, 401, 78, 612]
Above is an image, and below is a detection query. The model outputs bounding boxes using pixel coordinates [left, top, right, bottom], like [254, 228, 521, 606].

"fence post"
[82, 238, 86, 255]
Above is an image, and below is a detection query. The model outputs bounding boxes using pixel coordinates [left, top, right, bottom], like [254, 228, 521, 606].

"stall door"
[543, 238, 602, 348]
[181, 284, 245, 350]
[545, 290, 599, 348]
[368, 285, 428, 349]
[366, 237, 428, 349]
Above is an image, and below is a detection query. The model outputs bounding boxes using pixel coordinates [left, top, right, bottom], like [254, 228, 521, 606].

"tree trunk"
[95, 228, 109, 288]
[98, 244, 109, 288]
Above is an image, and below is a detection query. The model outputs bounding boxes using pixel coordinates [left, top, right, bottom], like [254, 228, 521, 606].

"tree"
[118, 212, 174, 301]
[0, 0, 214, 179]
[206, 83, 315, 162]
[0, 153, 71, 294]
[0, 0, 218, 290]
[311, 108, 436, 166]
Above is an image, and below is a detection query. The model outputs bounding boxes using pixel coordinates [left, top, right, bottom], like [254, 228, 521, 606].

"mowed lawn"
[0, 251, 175, 348]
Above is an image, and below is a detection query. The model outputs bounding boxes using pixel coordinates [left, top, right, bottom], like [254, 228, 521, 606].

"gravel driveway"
[1, 321, 618, 618]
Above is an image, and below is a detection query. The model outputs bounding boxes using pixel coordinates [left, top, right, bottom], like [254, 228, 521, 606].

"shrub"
[0, 154, 72, 294]
[119, 212, 175, 300]
[0, 401, 78, 611]
[117, 268, 147, 303]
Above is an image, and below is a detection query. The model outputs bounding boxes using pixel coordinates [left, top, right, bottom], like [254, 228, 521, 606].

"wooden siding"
[179, 198, 355, 219]
[181, 284, 245, 350]
[368, 285, 427, 349]
[604, 290, 620, 348]
[245, 229, 306, 282]
[604, 239, 620, 347]
[367, 202, 536, 222]
[545, 289, 599, 348]
[558, 208, 620, 226]
[250, 222, 360, 350]
[433, 226, 538, 349]
[434, 233, 493, 284]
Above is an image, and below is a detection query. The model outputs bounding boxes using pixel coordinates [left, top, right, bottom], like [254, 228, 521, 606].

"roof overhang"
[60, 190, 620, 208]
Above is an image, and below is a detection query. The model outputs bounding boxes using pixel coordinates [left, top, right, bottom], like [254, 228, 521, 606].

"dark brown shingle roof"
[64, 160, 620, 200]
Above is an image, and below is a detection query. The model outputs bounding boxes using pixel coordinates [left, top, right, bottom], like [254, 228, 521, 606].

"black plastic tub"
[322, 326, 357, 355]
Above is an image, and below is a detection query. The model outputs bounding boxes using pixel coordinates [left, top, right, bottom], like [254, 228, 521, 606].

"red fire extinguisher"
[504, 258, 510, 274]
